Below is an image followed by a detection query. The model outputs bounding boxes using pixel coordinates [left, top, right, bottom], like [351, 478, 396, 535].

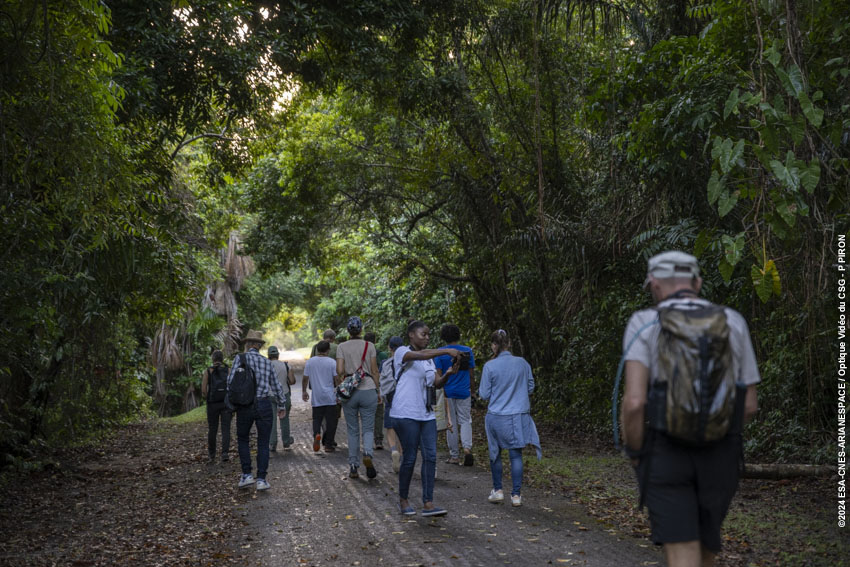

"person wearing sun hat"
[227, 330, 288, 491]
[621, 251, 761, 567]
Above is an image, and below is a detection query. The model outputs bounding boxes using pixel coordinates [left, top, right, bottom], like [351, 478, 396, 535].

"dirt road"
[239, 396, 663, 566]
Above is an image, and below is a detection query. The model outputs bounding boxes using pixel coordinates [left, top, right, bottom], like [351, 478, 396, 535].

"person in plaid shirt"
[227, 330, 288, 491]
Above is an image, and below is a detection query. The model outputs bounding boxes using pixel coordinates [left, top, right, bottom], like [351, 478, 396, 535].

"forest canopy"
[1, 0, 846, 468]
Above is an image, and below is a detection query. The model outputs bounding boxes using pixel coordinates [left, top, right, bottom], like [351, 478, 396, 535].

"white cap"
[644, 250, 700, 289]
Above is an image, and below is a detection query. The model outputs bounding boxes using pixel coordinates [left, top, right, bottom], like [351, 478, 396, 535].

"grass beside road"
[160, 405, 207, 425]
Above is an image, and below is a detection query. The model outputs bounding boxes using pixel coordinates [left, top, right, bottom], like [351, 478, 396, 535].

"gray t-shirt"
[623, 297, 761, 386]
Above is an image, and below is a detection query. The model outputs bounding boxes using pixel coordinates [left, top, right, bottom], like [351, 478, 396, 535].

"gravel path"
[235, 394, 663, 566]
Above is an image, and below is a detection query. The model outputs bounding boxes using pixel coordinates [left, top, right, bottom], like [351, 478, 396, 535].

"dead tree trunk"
[743, 463, 838, 479]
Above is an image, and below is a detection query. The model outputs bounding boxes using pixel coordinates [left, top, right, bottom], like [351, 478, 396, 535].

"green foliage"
[1, 0, 843, 467]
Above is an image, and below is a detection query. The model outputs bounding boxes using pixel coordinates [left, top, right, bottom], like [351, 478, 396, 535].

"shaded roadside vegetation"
[1, 0, 846, 478]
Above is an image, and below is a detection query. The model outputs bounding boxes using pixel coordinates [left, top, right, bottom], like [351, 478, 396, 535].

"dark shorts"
[635, 433, 742, 552]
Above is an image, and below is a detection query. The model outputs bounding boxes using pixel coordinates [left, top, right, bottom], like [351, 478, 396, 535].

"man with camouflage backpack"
[620, 251, 760, 567]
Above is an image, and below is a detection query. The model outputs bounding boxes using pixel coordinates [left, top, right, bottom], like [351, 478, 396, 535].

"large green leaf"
[800, 160, 821, 194]
[751, 259, 781, 303]
[717, 189, 739, 217]
[707, 171, 725, 205]
[724, 88, 740, 119]
[798, 92, 824, 127]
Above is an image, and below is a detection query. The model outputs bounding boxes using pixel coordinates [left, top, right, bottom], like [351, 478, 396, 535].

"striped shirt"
[227, 348, 287, 406]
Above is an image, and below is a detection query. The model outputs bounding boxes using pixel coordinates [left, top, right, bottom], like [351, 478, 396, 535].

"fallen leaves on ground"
[0, 421, 248, 566]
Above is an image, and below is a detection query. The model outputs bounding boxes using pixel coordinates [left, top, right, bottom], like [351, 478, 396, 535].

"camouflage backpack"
[646, 303, 739, 445]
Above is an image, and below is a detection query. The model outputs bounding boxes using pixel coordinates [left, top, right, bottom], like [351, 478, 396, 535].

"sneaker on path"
[511, 494, 522, 507]
[238, 474, 255, 488]
[399, 504, 416, 516]
[421, 507, 448, 517]
[256, 478, 270, 491]
[313, 433, 321, 452]
[463, 452, 474, 466]
[488, 489, 504, 503]
[349, 465, 359, 479]
[392, 451, 401, 473]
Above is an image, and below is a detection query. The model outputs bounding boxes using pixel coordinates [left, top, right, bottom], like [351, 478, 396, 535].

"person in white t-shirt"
[302, 340, 340, 453]
[390, 320, 460, 517]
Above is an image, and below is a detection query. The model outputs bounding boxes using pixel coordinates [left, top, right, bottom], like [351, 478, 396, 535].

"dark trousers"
[374, 401, 384, 444]
[312, 404, 339, 447]
[236, 398, 273, 479]
[206, 401, 233, 459]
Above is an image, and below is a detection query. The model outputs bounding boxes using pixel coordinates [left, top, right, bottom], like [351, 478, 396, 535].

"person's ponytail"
[489, 329, 510, 353]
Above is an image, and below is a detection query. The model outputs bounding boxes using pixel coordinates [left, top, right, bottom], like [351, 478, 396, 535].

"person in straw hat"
[227, 330, 288, 491]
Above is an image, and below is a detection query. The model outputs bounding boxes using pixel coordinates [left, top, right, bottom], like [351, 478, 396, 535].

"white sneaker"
[392, 451, 401, 473]
[238, 473, 255, 488]
[511, 494, 522, 507]
[256, 478, 270, 491]
[488, 489, 504, 503]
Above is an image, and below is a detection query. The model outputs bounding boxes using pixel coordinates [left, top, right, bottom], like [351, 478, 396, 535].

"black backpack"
[208, 364, 229, 403]
[228, 353, 256, 408]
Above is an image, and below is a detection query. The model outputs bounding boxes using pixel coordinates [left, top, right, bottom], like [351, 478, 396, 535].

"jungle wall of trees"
[1, 1, 846, 469]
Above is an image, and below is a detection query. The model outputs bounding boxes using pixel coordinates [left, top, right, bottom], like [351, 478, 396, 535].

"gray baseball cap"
[267, 345, 279, 357]
[644, 250, 700, 288]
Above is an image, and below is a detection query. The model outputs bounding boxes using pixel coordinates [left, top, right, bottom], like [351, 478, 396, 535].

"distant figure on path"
[201, 349, 232, 463]
[434, 324, 476, 466]
[227, 330, 288, 491]
[392, 320, 460, 517]
[302, 340, 340, 452]
[336, 316, 380, 479]
[620, 251, 760, 567]
[478, 329, 541, 507]
[311, 329, 338, 360]
[268, 345, 296, 452]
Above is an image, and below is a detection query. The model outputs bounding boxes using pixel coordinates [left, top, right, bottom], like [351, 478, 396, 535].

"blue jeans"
[236, 398, 273, 479]
[341, 388, 378, 467]
[395, 418, 437, 504]
[490, 448, 524, 496]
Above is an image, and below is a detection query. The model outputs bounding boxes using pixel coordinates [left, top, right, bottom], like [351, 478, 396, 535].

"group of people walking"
[201, 317, 541, 516]
[199, 250, 761, 567]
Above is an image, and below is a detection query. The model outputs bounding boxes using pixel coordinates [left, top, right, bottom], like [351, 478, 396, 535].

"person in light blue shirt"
[478, 329, 541, 507]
